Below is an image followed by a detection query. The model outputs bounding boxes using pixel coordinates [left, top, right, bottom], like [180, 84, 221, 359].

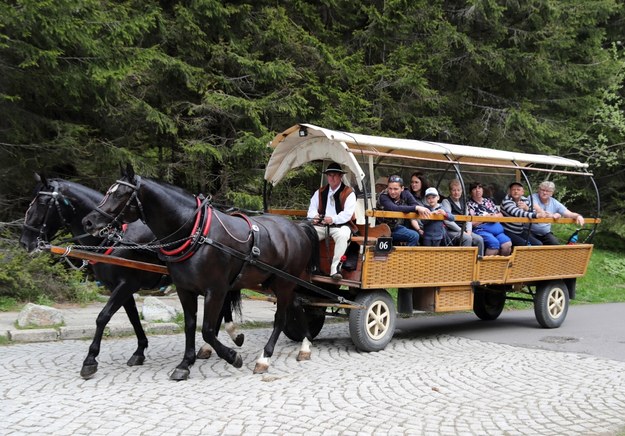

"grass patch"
[0, 297, 19, 312]
[575, 248, 625, 304]
[0, 335, 10, 346]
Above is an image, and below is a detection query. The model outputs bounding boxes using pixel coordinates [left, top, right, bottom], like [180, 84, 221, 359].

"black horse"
[20, 174, 244, 379]
[82, 164, 319, 379]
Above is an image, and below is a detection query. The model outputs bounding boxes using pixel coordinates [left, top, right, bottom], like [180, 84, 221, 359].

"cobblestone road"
[2, 323, 625, 435]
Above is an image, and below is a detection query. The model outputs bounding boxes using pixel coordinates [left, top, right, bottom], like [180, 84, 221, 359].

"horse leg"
[200, 292, 243, 369]
[197, 292, 244, 358]
[253, 288, 294, 374]
[170, 290, 198, 381]
[290, 303, 313, 361]
[80, 281, 132, 379]
[223, 291, 244, 346]
[123, 297, 148, 367]
[196, 308, 222, 360]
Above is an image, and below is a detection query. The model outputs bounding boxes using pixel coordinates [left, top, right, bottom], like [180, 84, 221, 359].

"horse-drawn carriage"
[26, 123, 600, 378]
[263, 124, 600, 352]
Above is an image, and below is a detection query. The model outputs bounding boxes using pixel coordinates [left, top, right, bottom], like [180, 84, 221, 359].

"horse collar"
[159, 196, 212, 263]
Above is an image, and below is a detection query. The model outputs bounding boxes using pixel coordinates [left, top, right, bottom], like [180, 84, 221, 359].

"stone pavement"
[2, 299, 625, 435]
[1, 321, 625, 435]
[0, 295, 277, 343]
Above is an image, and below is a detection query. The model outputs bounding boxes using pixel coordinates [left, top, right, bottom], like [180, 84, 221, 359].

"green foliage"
[0, 296, 19, 312]
[0, 234, 100, 304]
[1, 0, 624, 239]
[576, 248, 625, 303]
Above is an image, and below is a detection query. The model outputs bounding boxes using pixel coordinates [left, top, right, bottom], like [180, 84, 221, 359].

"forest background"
[1, 0, 625, 302]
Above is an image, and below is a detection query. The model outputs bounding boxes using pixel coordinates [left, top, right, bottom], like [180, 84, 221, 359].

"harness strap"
[201, 236, 353, 304]
[89, 224, 129, 264]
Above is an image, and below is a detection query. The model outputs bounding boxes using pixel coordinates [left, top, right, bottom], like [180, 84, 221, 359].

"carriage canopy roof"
[264, 124, 590, 188]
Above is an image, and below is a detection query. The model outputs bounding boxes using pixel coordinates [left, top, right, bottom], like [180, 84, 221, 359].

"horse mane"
[57, 179, 103, 203]
[298, 220, 320, 274]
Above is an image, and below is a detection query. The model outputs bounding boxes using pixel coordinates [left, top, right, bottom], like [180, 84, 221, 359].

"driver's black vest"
[318, 183, 352, 216]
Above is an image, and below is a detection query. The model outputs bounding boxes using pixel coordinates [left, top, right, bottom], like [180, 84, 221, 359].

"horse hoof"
[296, 351, 311, 361]
[196, 345, 212, 360]
[127, 355, 145, 366]
[170, 368, 190, 381]
[253, 362, 269, 374]
[232, 354, 243, 369]
[80, 364, 98, 379]
[234, 334, 245, 347]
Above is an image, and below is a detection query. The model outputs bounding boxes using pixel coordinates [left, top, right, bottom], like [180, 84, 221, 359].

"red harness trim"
[160, 197, 203, 256]
[90, 224, 128, 264]
[159, 197, 212, 262]
[230, 211, 253, 228]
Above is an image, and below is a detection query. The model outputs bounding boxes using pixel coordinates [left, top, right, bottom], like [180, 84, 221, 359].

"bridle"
[23, 181, 76, 246]
[93, 176, 147, 234]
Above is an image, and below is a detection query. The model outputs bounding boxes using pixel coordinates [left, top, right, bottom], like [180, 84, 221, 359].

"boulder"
[142, 296, 178, 322]
[17, 303, 64, 328]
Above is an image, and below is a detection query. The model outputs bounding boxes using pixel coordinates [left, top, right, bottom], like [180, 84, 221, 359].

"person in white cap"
[422, 187, 455, 246]
[307, 162, 357, 280]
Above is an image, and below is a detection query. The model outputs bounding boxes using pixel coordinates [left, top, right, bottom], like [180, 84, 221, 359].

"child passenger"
[422, 187, 455, 246]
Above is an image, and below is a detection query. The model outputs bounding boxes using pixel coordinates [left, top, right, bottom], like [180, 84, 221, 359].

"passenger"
[374, 176, 388, 195]
[530, 181, 585, 245]
[307, 162, 357, 280]
[408, 172, 429, 201]
[377, 175, 431, 246]
[467, 182, 512, 256]
[422, 187, 454, 246]
[441, 179, 484, 256]
[501, 182, 546, 246]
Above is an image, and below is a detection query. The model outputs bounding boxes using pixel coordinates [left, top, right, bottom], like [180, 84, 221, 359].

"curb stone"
[3, 322, 183, 344]
[9, 328, 59, 342]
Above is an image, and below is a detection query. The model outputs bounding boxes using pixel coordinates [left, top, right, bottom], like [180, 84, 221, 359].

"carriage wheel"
[473, 288, 506, 321]
[534, 280, 569, 328]
[283, 305, 326, 342]
[349, 290, 396, 352]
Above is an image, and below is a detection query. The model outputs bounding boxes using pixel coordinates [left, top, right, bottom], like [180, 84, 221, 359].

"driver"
[307, 162, 356, 280]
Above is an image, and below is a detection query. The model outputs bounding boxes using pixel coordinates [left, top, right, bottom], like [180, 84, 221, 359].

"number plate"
[375, 237, 393, 254]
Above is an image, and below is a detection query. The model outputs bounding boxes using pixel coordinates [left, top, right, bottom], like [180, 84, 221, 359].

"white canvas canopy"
[264, 123, 590, 188]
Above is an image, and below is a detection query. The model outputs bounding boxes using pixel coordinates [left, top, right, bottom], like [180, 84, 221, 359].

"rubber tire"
[473, 290, 506, 321]
[283, 305, 326, 342]
[349, 290, 396, 352]
[534, 280, 569, 328]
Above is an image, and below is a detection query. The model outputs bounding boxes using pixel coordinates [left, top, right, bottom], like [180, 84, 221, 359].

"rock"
[17, 303, 64, 328]
[141, 297, 178, 322]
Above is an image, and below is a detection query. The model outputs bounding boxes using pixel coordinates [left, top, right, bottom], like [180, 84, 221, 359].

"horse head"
[20, 173, 74, 252]
[82, 163, 144, 236]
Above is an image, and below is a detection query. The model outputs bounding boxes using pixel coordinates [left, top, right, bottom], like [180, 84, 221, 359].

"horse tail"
[227, 289, 243, 319]
[298, 220, 319, 273]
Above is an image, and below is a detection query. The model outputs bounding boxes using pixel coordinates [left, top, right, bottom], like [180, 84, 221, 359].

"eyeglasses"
[388, 176, 403, 184]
